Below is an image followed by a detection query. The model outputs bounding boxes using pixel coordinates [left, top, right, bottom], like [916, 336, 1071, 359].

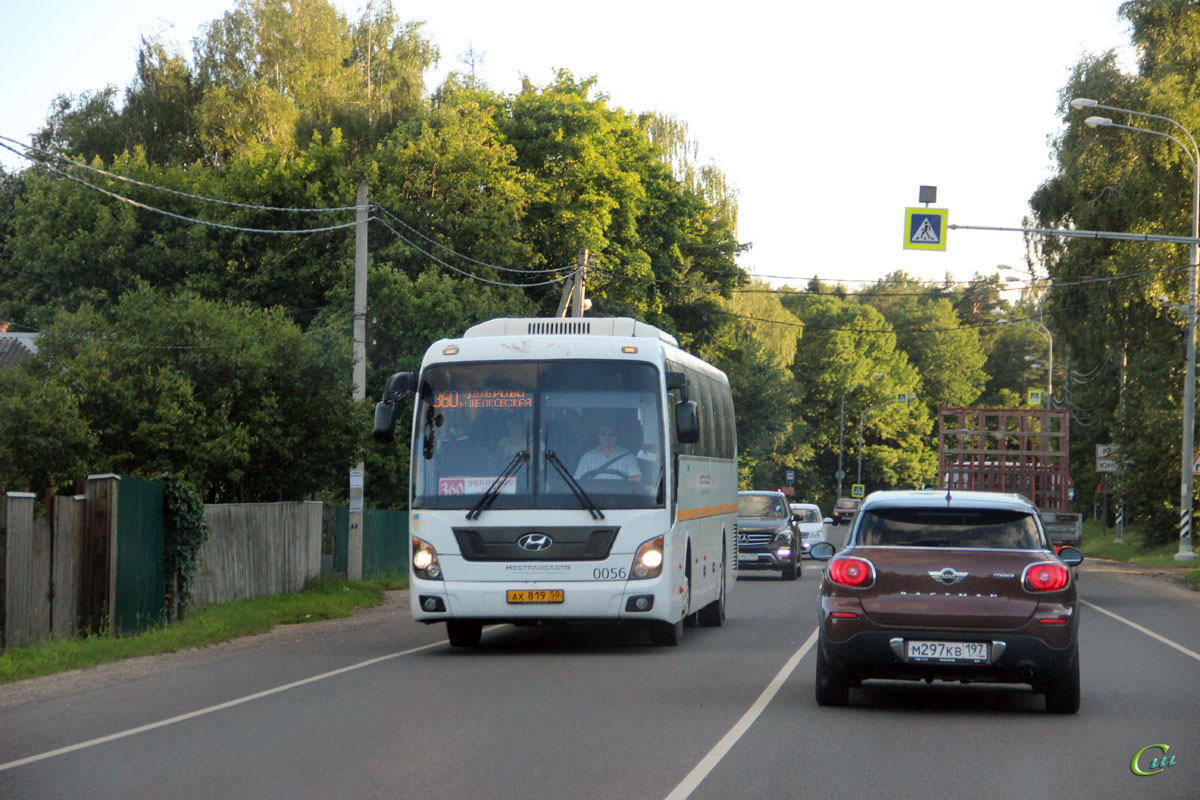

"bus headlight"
[630, 535, 665, 580]
[412, 537, 442, 580]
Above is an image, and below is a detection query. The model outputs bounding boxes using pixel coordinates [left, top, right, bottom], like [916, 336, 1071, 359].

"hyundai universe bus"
[373, 317, 738, 647]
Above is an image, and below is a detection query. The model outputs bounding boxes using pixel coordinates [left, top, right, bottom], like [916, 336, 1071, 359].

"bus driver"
[574, 424, 642, 481]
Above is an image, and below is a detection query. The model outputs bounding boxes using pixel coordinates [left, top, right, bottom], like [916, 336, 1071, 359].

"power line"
[1, 136, 360, 214]
[0, 141, 362, 235]
[374, 218, 571, 288]
[372, 203, 570, 276]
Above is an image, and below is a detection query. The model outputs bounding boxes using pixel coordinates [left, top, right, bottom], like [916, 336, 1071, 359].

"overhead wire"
[0, 135, 360, 214]
[374, 218, 571, 288]
[0, 140, 362, 235]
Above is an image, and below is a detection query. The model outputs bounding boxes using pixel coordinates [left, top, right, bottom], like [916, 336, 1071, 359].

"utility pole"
[556, 249, 590, 317]
[349, 183, 368, 580]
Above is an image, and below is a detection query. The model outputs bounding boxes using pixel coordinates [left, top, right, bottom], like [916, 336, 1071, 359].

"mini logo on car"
[929, 567, 968, 585]
[518, 533, 553, 552]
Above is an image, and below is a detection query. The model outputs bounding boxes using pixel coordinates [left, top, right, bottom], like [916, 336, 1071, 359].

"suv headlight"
[773, 527, 793, 543]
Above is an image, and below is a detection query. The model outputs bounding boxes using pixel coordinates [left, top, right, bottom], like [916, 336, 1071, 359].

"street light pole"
[858, 394, 912, 485]
[992, 309, 1054, 402]
[1074, 98, 1199, 561]
[838, 372, 883, 498]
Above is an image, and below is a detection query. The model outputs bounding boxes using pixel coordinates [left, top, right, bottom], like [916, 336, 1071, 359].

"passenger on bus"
[574, 424, 643, 481]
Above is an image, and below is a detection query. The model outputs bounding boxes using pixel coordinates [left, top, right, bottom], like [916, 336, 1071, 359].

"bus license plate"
[506, 589, 564, 604]
[906, 640, 988, 663]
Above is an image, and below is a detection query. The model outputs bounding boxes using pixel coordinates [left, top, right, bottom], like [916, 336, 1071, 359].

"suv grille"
[738, 532, 775, 547]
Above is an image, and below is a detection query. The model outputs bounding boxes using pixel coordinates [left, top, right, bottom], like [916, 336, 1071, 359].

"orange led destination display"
[433, 390, 532, 409]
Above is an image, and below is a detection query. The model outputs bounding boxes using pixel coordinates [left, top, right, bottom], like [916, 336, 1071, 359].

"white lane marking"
[1081, 599, 1200, 663]
[0, 639, 447, 773]
[665, 627, 819, 800]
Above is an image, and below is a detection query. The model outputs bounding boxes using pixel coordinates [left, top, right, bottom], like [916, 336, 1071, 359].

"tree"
[0, 285, 362, 501]
[1029, 1, 1200, 540]
[788, 293, 934, 508]
[858, 272, 987, 408]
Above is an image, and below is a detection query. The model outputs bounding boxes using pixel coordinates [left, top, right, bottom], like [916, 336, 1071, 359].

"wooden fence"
[1, 481, 339, 650]
[192, 502, 323, 607]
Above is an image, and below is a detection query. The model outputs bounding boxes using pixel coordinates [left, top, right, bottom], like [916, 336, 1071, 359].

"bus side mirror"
[675, 400, 700, 444]
[373, 402, 400, 443]
[373, 372, 416, 444]
[666, 371, 689, 401]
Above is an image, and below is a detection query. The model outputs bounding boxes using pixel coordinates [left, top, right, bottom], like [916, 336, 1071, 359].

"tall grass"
[1081, 521, 1200, 590]
[0, 574, 406, 685]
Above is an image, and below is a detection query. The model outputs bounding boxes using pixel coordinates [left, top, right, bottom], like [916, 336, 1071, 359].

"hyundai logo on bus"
[518, 533, 554, 552]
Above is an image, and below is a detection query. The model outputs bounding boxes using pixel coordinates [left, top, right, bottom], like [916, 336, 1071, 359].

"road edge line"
[1080, 598, 1200, 663]
[0, 639, 446, 773]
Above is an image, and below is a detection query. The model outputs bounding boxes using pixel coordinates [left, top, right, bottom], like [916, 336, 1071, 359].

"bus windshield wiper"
[544, 450, 605, 520]
[466, 450, 529, 520]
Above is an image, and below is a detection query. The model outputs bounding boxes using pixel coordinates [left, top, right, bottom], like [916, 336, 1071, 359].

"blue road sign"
[904, 207, 948, 251]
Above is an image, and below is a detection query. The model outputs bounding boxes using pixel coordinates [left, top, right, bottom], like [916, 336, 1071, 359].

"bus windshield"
[412, 360, 664, 511]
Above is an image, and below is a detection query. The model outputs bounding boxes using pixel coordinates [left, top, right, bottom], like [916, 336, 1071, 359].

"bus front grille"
[453, 526, 618, 561]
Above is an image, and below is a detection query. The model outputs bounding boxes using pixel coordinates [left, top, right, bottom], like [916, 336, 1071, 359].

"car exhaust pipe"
[1019, 667, 1034, 681]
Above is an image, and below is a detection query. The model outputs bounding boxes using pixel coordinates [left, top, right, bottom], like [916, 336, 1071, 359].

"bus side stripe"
[677, 503, 738, 521]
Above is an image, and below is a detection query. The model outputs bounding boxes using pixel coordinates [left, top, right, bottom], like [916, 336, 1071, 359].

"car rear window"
[856, 507, 1042, 549]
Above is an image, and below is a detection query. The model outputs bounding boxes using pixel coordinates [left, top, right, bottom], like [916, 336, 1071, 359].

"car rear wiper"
[544, 450, 605, 520]
[465, 450, 529, 520]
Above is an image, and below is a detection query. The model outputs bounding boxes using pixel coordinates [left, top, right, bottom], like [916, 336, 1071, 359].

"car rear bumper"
[820, 629, 1077, 686]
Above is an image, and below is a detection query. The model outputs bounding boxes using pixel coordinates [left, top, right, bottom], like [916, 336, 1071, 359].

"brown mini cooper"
[810, 490, 1083, 713]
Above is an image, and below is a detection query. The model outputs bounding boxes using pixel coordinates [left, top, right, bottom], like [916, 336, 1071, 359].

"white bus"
[373, 317, 738, 646]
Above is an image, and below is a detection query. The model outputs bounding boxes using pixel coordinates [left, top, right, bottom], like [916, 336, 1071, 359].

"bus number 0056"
[593, 567, 627, 580]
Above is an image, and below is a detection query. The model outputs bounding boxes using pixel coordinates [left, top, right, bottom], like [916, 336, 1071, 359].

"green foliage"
[0, 0, 1073, 517]
[1026, 1, 1200, 541]
[0, 285, 361, 501]
[158, 474, 209, 619]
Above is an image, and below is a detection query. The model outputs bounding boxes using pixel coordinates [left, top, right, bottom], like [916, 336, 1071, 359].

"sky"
[0, 1, 1139, 289]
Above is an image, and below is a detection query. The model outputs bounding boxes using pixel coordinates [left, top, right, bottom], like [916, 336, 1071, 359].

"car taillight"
[1023, 562, 1070, 592]
[828, 556, 875, 589]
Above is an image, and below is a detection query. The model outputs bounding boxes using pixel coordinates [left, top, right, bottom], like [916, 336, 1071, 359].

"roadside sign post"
[1097, 444, 1121, 541]
[851, 484, 865, 499]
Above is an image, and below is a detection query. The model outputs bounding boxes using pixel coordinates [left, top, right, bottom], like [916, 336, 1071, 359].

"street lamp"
[858, 393, 913, 485]
[838, 372, 883, 498]
[992, 308, 1054, 400]
[1073, 97, 1199, 562]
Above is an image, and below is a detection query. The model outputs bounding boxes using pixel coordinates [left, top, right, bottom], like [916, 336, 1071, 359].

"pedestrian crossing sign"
[904, 207, 948, 251]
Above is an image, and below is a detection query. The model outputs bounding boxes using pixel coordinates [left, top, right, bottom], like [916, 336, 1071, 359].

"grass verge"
[0, 574, 406, 685]
[1081, 520, 1200, 591]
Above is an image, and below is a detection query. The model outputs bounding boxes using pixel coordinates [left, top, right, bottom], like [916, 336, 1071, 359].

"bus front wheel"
[446, 620, 482, 647]
[649, 618, 683, 646]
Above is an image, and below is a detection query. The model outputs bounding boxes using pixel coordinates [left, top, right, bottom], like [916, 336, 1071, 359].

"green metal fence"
[330, 507, 408, 577]
[114, 477, 165, 635]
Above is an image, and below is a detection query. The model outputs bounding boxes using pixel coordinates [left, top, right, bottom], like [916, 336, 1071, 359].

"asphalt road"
[1, 529, 1198, 800]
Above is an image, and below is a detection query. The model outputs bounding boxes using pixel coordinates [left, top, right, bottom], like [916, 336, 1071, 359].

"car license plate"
[506, 589, 564, 604]
[905, 640, 988, 663]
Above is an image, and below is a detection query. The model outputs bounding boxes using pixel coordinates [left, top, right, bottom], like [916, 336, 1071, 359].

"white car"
[790, 503, 830, 558]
